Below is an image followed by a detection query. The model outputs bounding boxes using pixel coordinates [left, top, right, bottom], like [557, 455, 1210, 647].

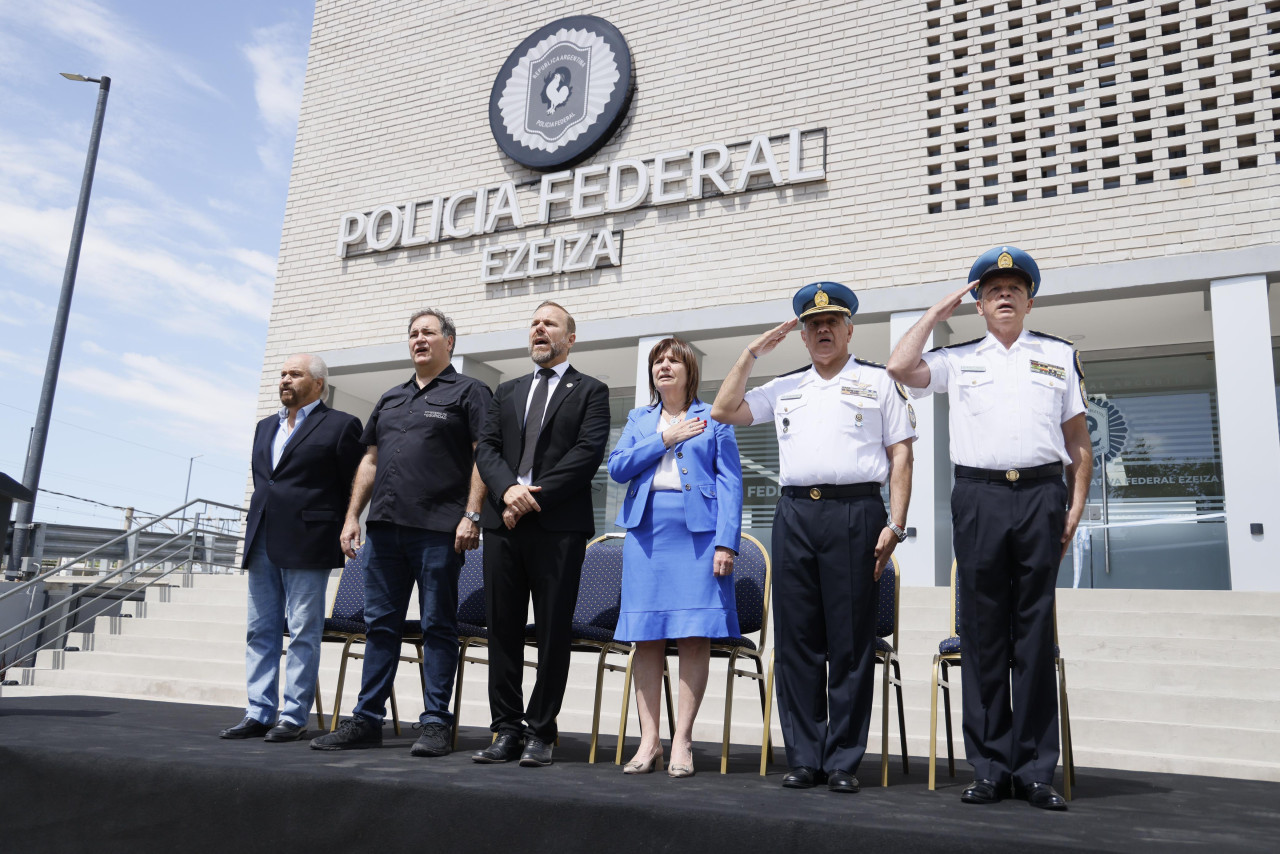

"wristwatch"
[463, 511, 481, 523]
[888, 522, 908, 543]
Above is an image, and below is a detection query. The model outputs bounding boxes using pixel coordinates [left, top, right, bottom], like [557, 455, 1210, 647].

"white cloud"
[64, 350, 258, 452]
[243, 23, 307, 170]
[0, 347, 42, 374]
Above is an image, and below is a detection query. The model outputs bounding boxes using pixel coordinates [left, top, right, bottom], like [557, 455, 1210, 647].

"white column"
[889, 311, 949, 586]
[451, 354, 501, 390]
[635, 335, 670, 408]
[1209, 275, 1280, 592]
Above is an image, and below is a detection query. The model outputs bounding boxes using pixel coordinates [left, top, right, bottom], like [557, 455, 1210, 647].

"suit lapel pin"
[566, 382, 574, 388]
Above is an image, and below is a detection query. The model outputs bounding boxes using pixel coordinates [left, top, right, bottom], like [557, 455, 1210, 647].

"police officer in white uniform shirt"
[712, 281, 915, 794]
[888, 246, 1092, 811]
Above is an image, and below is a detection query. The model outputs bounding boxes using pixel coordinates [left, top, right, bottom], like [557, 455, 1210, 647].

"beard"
[530, 339, 566, 365]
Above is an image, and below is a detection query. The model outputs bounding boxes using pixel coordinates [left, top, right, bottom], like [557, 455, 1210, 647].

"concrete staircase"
[5, 573, 1279, 782]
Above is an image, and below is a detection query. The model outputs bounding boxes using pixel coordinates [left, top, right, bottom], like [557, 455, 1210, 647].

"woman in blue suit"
[608, 337, 743, 778]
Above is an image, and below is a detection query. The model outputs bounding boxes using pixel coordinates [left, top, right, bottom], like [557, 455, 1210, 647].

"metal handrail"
[0, 498, 245, 604]
[0, 498, 247, 670]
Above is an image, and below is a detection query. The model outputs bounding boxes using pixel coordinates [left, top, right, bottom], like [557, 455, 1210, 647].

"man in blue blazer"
[220, 354, 364, 742]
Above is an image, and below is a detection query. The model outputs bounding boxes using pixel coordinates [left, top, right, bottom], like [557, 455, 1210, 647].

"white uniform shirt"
[915, 330, 1086, 469]
[517, 360, 570, 486]
[744, 354, 917, 487]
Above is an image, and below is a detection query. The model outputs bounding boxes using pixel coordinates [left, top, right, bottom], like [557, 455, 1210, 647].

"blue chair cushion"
[458, 622, 489, 640]
[708, 636, 757, 651]
[570, 623, 617, 644]
[875, 637, 896, 654]
[939, 636, 961, 654]
[323, 618, 368, 635]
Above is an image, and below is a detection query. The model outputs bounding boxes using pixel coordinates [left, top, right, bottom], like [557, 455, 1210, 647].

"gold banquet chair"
[757, 553, 906, 785]
[928, 561, 1075, 798]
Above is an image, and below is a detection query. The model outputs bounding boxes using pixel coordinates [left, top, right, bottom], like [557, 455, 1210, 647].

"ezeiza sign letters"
[334, 17, 827, 283]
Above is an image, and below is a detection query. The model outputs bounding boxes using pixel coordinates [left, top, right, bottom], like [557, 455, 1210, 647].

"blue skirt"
[615, 490, 740, 642]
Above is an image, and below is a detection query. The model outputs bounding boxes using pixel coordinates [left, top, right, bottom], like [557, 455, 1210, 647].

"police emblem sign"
[490, 16, 634, 171]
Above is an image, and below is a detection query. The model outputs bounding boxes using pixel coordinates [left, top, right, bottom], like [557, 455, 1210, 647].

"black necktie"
[519, 368, 556, 479]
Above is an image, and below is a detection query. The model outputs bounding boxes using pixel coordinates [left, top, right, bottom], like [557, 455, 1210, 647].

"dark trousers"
[772, 493, 884, 774]
[952, 475, 1066, 787]
[353, 523, 462, 726]
[482, 519, 585, 743]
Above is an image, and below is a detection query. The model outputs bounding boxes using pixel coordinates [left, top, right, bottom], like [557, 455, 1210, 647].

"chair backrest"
[573, 533, 625, 630]
[732, 533, 772, 644]
[328, 542, 369, 622]
[875, 555, 901, 646]
[456, 542, 486, 627]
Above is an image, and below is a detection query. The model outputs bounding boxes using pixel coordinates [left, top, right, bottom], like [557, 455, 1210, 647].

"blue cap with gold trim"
[968, 245, 1041, 299]
[792, 281, 858, 320]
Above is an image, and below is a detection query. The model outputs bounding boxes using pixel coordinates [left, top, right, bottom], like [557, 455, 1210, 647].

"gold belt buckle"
[1006, 469, 1020, 482]
[809, 487, 822, 500]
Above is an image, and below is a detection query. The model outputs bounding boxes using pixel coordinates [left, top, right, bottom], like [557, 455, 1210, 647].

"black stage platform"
[1, 696, 1276, 853]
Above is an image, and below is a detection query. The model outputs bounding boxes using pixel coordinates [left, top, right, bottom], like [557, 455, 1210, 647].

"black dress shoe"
[1020, 782, 1068, 811]
[519, 737, 554, 767]
[472, 733, 525, 764]
[264, 721, 307, 742]
[781, 766, 826, 789]
[220, 717, 273, 739]
[961, 778, 1009, 804]
[827, 770, 860, 793]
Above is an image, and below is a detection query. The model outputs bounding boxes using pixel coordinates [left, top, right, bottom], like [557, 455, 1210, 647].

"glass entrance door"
[1069, 353, 1230, 589]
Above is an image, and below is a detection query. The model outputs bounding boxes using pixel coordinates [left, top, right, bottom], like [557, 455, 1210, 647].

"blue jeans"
[244, 537, 331, 727]
[352, 523, 461, 726]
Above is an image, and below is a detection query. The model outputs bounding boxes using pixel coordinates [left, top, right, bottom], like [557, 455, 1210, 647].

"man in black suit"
[473, 301, 610, 767]
[221, 354, 363, 742]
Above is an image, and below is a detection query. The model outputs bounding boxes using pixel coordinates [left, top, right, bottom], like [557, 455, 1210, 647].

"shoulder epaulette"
[1030, 330, 1073, 346]
[930, 337, 984, 352]
[854, 357, 886, 370]
[778, 364, 812, 377]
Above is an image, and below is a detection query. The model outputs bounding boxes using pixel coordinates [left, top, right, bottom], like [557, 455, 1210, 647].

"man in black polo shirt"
[310, 308, 491, 757]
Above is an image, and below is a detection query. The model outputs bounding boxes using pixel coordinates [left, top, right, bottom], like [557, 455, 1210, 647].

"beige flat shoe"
[667, 762, 695, 778]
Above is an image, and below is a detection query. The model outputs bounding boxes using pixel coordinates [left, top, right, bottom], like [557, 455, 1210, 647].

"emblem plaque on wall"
[490, 15, 634, 171]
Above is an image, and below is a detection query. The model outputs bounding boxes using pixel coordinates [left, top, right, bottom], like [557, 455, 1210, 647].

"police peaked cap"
[968, 246, 1041, 299]
[793, 281, 859, 320]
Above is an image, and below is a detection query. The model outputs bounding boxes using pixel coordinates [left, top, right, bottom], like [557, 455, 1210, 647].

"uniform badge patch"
[908, 404, 917, 428]
[997, 251, 1013, 269]
[1030, 360, 1065, 380]
[815, 289, 829, 308]
[841, 385, 855, 395]
[960, 363, 986, 372]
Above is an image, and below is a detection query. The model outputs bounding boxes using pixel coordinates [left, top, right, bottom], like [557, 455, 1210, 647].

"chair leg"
[452, 641, 469, 750]
[588, 644, 610, 764]
[751, 654, 774, 766]
[1058, 657, 1074, 800]
[662, 659, 675, 739]
[760, 649, 775, 777]
[330, 637, 358, 731]
[313, 675, 327, 733]
[928, 654, 940, 791]
[880, 653, 890, 787]
[720, 654, 736, 775]
[390, 685, 400, 736]
[942, 661, 955, 778]
[615, 646, 637, 766]
[893, 659, 909, 775]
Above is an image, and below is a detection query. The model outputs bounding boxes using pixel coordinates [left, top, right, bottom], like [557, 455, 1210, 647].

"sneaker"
[309, 716, 382, 750]
[410, 722, 452, 757]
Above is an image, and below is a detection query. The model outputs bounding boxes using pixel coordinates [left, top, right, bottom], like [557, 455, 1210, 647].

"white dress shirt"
[915, 329, 1086, 469]
[272, 399, 322, 469]
[517, 360, 571, 486]
[650, 408, 683, 491]
[744, 354, 916, 486]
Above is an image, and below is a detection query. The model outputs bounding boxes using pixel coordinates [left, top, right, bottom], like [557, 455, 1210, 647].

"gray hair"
[304, 354, 329, 384]
[408, 308, 457, 348]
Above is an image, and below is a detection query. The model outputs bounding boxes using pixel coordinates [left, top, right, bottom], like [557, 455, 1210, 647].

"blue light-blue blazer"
[607, 399, 743, 552]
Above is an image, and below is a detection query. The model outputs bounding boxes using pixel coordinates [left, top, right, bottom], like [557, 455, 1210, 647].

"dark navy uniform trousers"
[952, 473, 1066, 787]
[772, 492, 885, 774]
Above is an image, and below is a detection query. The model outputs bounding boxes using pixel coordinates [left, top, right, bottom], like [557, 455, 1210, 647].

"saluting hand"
[747, 319, 798, 359]
[663, 417, 706, 448]
[929, 280, 979, 324]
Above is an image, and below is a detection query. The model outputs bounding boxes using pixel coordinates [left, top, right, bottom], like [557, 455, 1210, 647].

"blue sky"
[0, 0, 314, 528]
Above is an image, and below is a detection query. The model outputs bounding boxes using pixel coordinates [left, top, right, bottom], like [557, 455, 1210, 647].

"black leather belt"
[782, 483, 881, 500]
[955, 463, 1063, 483]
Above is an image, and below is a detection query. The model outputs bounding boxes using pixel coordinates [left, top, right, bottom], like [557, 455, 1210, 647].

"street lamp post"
[6, 73, 111, 580]
[183, 455, 203, 509]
